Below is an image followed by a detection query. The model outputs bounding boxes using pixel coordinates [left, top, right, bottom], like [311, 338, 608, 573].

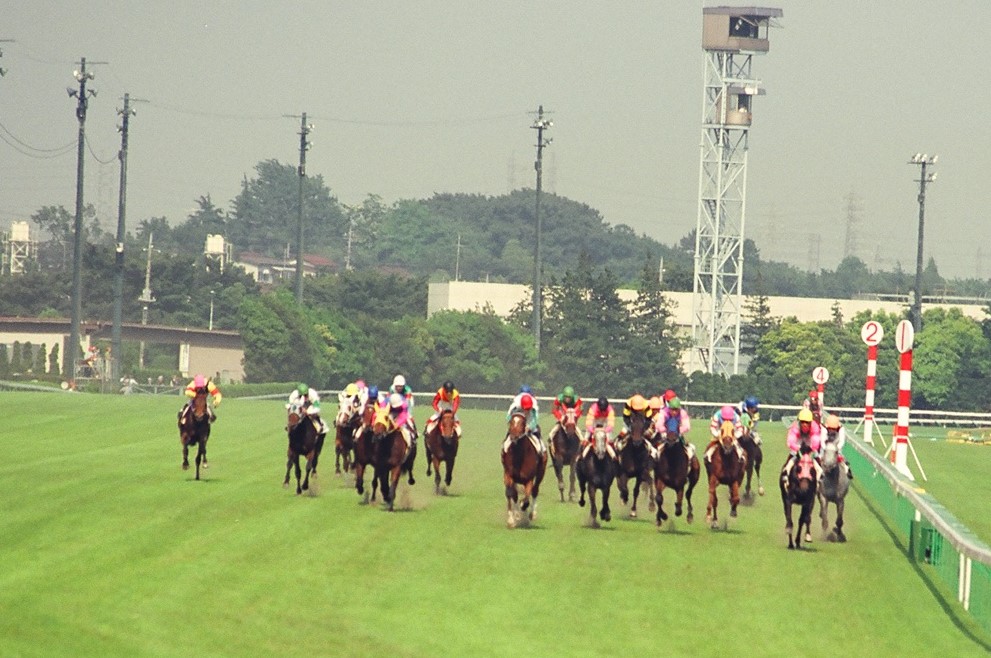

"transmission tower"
[690, 7, 782, 376]
[843, 191, 863, 261]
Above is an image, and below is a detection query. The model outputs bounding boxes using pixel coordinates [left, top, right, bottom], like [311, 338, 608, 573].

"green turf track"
[2, 393, 990, 657]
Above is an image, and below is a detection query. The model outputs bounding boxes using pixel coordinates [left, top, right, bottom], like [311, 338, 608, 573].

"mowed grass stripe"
[1, 393, 989, 657]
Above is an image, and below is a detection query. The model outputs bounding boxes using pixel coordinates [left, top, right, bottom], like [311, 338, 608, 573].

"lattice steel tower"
[691, 6, 781, 375]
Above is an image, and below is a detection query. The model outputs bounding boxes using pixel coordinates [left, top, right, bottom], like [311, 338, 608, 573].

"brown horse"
[370, 406, 416, 511]
[178, 389, 211, 480]
[576, 428, 617, 527]
[781, 451, 819, 549]
[549, 406, 582, 502]
[703, 419, 747, 528]
[652, 424, 700, 527]
[284, 401, 320, 495]
[615, 409, 653, 519]
[352, 404, 379, 503]
[502, 412, 548, 528]
[738, 424, 765, 499]
[424, 409, 460, 494]
[334, 402, 362, 475]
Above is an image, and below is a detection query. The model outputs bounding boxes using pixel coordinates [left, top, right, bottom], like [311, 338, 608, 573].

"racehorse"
[178, 388, 211, 480]
[284, 400, 320, 495]
[615, 409, 653, 519]
[781, 451, 819, 549]
[652, 419, 700, 527]
[703, 419, 747, 528]
[352, 404, 379, 503]
[576, 428, 617, 527]
[370, 406, 416, 511]
[550, 406, 582, 502]
[424, 408, 460, 494]
[738, 424, 764, 499]
[818, 441, 850, 542]
[333, 400, 362, 475]
[502, 411, 548, 528]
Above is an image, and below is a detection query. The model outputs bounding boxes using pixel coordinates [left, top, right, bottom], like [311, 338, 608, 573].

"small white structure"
[2, 221, 35, 275]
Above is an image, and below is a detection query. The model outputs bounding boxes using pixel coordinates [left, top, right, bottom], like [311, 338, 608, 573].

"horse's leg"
[200, 434, 208, 469]
[302, 451, 314, 492]
[504, 471, 517, 528]
[389, 466, 401, 511]
[568, 459, 577, 502]
[729, 479, 741, 518]
[686, 461, 699, 524]
[600, 478, 612, 522]
[444, 453, 455, 488]
[294, 455, 303, 495]
[195, 441, 203, 481]
[283, 452, 293, 488]
[707, 478, 718, 528]
[433, 453, 442, 494]
[425, 441, 433, 477]
[182, 440, 190, 470]
[588, 483, 599, 527]
[654, 481, 668, 527]
[552, 453, 565, 502]
[354, 462, 365, 495]
[578, 469, 588, 508]
[335, 440, 343, 475]
[524, 480, 538, 521]
[835, 497, 846, 542]
[744, 461, 753, 498]
[755, 447, 765, 496]
[617, 472, 630, 506]
[819, 492, 829, 532]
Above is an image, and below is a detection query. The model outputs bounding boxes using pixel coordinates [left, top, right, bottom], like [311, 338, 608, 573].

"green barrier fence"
[848, 435, 991, 635]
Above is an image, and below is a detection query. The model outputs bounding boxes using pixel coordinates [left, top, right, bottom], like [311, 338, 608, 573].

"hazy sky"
[1, 2, 988, 279]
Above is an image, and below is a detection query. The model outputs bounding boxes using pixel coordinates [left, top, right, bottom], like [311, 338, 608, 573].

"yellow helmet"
[629, 394, 648, 411]
[797, 409, 814, 423]
[824, 414, 841, 429]
[345, 383, 359, 396]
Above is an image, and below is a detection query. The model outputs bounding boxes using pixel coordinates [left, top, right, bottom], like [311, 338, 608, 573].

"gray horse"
[818, 441, 850, 542]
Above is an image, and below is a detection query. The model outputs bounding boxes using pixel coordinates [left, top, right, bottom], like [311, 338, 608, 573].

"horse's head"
[439, 409, 456, 438]
[562, 407, 578, 431]
[629, 411, 648, 443]
[287, 401, 305, 431]
[508, 412, 528, 440]
[791, 453, 816, 493]
[718, 420, 736, 450]
[591, 428, 609, 458]
[372, 406, 395, 438]
[820, 441, 839, 470]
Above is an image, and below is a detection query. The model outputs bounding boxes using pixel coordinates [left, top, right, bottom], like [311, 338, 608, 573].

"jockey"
[654, 396, 695, 460]
[337, 382, 364, 415]
[617, 394, 654, 441]
[708, 404, 742, 439]
[426, 380, 462, 438]
[704, 404, 745, 462]
[822, 414, 854, 480]
[287, 383, 329, 438]
[662, 389, 678, 406]
[387, 392, 416, 447]
[505, 393, 545, 454]
[509, 384, 540, 416]
[548, 385, 583, 447]
[802, 389, 823, 424]
[584, 396, 615, 438]
[180, 374, 221, 423]
[736, 395, 762, 445]
[391, 374, 414, 412]
[782, 408, 824, 485]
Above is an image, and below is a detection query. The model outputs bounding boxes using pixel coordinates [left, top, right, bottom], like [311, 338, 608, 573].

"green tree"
[0, 344, 9, 377]
[10, 341, 22, 373]
[237, 291, 330, 384]
[627, 258, 686, 393]
[914, 308, 991, 409]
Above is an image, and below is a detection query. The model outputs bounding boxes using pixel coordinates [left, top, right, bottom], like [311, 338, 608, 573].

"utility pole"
[842, 191, 863, 261]
[111, 93, 145, 384]
[285, 113, 313, 303]
[909, 153, 938, 332]
[66, 57, 104, 380]
[455, 233, 462, 281]
[344, 205, 355, 271]
[530, 105, 552, 358]
[138, 233, 156, 369]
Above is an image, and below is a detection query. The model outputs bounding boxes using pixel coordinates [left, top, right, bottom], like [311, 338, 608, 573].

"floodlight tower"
[690, 6, 782, 376]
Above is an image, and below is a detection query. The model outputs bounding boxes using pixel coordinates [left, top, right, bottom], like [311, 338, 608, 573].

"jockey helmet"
[520, 384, 533, 394]
[194, 374, 206, 388]
[720, 405, 736, 421]
[520, 394, 534, 410]
[629, 394, 648, 411]
[663, 389, 677, 401]
[562, 385, 575, 400]
[744, 395, 759, 409]
[389, 392, 404, 409]
[668, 397, 681, 410]
[809, 390, 818, 399]
[344, 383, 358, 396]
[797, 408, 814, 423]
[443, 380, 454, 393]
[596, 397, 609, 411]
[368, 385, 379, 401]
[824, 414, 841, 430]
[297, 383, 309, 396]
[393, 374, 406, 388]
[648, 396, 662, 411]
[355, 379, 366, 389]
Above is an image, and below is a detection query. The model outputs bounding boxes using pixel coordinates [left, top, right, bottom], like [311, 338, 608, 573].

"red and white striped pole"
[812, 367, 829, 417]
[892, 319, 915, 480]
[860, 321, 884, 445]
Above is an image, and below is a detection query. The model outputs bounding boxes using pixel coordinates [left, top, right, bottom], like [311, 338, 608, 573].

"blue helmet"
[744, 395, 759, 409]
[520, 384, 533, 394]
[368, 385, 379, 400]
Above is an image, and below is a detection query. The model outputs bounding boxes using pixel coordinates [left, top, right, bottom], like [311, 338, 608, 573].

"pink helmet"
[720, 405, 735, 421]
[355, 379, 366, 389]
[193, 375, 206, 388]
